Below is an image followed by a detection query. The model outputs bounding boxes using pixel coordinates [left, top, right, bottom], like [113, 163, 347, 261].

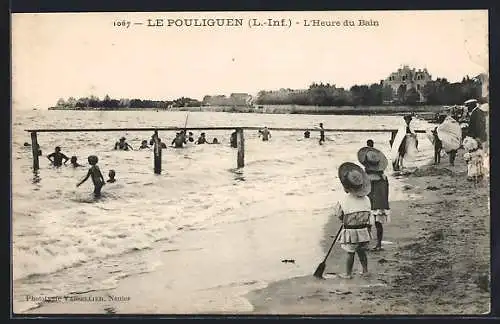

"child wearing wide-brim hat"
[358, 147, 390, 251]
[332, 162, 372, 279]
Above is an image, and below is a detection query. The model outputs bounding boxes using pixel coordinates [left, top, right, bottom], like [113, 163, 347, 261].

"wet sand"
[246, 152, 490, 315]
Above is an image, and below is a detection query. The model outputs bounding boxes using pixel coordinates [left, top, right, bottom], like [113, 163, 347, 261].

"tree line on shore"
[255, 76, 483, 106]
[54, 75, 483, 109]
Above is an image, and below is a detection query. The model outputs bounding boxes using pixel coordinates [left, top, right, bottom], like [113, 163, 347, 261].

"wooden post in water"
[236, 128, 245, 168]
[389, 130, 397, 147]
[153, 130, 161, 174]
[30, 131, 39, 171]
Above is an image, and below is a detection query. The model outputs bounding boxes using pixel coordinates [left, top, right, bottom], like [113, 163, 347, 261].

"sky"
[12, 10, 488, 109]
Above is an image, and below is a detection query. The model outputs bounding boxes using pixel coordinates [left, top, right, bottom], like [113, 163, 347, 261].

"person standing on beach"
[465, 99, 487, 150]
[76, 155, 105, 198]
[47, 146, 69, 167]
[358, 147, 390, 251]
[333, 162, 372, 279]
[319, 123, 325, 145]
[431, 127, 442, 165]
[394, 115, 417, 170]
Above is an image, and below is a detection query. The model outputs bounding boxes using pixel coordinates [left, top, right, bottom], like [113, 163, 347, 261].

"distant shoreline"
[47, 105, 444, 117]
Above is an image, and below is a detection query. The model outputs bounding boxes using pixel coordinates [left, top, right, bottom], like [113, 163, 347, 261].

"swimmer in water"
[171, 132, 186, 148]
[76, 155, 105, 198]
[139, 140, 149, 149]
[304, 130, 311, 139]
[107, 170, 116, 183]
[188, 132, 195, 143]
[47, 146, 69, 167]
[114, 137, 134, 151]
[319, 123, 325, 145]
[70, 156, 82, 168]
[258, 127, 271, 141]
[196, 132, 208, 144]
[366, 139, 374, 148]
[211, 138, 220, 144]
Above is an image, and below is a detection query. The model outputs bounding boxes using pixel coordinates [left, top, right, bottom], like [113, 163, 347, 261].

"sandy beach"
[246, 151, 490, 315]
[20, 146, 490, 316]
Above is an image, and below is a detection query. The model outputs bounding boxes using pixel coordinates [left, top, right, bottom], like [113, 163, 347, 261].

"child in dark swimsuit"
[76, 155, 105, 198]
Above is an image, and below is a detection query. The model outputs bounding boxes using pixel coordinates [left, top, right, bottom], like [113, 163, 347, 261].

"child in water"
[358, 146, 390, 251]
[107, 170, 116, 183]
[333, 162, 372, 278]
[70, 156, 82, 167]
[47, 146, 69, 167]
[76, 155, 105, 198]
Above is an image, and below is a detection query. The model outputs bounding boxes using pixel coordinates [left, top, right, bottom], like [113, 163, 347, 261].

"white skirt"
[370, 209, 391, 224]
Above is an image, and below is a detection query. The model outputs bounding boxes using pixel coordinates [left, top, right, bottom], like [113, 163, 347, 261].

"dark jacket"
[366, 171, 390, 210]
[468, 108, 487, 142]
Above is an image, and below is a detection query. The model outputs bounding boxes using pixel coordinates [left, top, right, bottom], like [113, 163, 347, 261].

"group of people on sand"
[42, 146, 116, 198]
[332, 139, 391, 279]
[395, 98, 488, 183]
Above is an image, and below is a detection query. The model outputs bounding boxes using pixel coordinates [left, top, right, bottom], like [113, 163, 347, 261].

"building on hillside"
[383, 65, 432, 102]
[202, 93, 253, 106]
[473, 73, 489, 101]
[230, 93, 253, 106]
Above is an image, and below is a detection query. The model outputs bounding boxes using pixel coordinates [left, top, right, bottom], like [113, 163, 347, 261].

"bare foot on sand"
[338, 273, 353, 279]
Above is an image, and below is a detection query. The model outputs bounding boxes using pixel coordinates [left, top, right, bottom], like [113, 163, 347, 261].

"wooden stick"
[30, 131, 39, 171]
[237, 128, 245, 168]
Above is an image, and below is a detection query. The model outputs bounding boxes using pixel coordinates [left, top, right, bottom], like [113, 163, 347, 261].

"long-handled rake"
[313, 224, 343, 279]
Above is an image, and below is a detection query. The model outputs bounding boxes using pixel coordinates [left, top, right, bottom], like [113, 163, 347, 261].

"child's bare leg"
[357, 248, 368, 274]
[375, 222, 383, 248]
[346, 252, 355, 277]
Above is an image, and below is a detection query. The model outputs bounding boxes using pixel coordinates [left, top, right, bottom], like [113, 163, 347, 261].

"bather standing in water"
[258, 127, 271, 141]
[107, 170, 116, 183]
[171, 132, 187, 148]
[47, 146, 69, 167]
[76, 155, 106, 198]
[319, 123, 325, 145]
[196, 132, 208, 144]
[139, 140, 149, 149]
[114, 137, 134, 151]
[70, 156, 82, 167]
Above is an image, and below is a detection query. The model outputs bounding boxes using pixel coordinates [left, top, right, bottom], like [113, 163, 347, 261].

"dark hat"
[120, 137, 126, 141]
[403, 114, 413, 121]
[357, 147, 388, 172]
[338, 162, 371, 197]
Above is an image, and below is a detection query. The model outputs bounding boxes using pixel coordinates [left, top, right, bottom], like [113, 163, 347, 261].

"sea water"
[12, 109, 435, 313]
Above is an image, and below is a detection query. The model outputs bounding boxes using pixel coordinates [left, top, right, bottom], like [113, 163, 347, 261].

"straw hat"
[338, 162, 371, 197]
[357, 147, 388, 172]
